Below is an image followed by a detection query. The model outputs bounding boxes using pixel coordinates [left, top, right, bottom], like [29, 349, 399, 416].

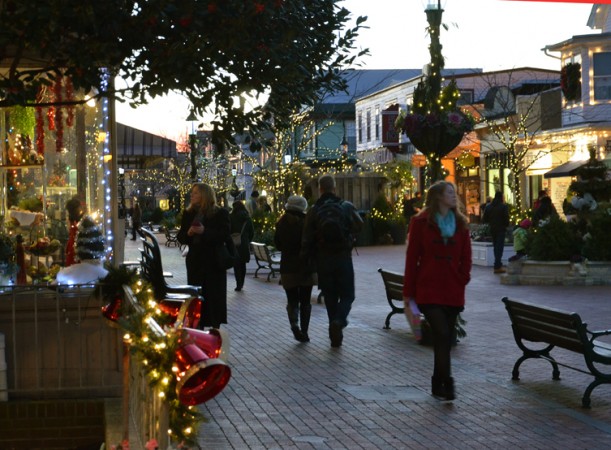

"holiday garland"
[561, 62, 581, 102]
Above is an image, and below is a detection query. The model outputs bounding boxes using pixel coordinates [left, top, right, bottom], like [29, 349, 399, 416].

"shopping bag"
[405, 298, 424, 342]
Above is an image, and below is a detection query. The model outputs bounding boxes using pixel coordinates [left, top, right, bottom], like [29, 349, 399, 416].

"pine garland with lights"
[103, 274, 207, 448]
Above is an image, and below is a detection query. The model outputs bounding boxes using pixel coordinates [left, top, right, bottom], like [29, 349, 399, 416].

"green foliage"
[0, 0, 368, 148]
[528, 217, 582, 261]
[17, 196, 43, 212]
[0, 233, 16, 263]
[582, 206, 611, 261]
[252, 210, 280, 246]
[9, 106, 35, 136]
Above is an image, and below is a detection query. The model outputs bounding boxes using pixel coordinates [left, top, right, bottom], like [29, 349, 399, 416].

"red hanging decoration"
[65, 77, 75, 127]
[46, 107, 55, 131]
[35, 106, 45, 155]
[54, 77, 64, 152]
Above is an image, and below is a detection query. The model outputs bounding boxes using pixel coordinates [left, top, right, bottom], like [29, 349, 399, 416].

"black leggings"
[419, 304, 461, 379]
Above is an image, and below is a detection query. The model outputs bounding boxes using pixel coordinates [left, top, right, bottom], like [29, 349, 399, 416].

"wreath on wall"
[561, 62, 581, 102]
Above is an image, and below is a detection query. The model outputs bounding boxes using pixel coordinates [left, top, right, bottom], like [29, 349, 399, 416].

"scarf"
[435, 210, 456, 244]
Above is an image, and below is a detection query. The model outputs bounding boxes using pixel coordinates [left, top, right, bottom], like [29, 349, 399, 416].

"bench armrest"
[589, 329, 611, 339]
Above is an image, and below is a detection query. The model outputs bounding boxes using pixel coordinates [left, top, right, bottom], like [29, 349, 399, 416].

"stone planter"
[501, 260, 611, 285]
[471, 241, 515, 267]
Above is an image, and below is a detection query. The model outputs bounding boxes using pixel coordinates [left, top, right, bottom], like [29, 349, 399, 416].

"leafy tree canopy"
[0, 0, 367, 146]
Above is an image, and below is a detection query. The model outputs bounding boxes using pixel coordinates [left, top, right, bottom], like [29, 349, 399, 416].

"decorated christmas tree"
[75, 216, 105, 261]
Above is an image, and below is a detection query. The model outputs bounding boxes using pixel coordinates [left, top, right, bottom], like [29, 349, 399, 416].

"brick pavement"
[124, 236, 611, 449]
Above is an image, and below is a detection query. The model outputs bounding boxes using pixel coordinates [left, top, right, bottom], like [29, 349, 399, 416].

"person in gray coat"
[274, 195, 317, 342]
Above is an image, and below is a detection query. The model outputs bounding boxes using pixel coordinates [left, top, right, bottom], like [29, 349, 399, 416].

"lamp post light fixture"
[340, 135, 349, 157]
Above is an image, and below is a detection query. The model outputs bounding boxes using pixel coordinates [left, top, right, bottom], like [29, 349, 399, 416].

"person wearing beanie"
[274, 195, 316, 342]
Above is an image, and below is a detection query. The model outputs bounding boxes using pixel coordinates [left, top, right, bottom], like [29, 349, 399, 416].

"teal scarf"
[435, 210, 456, 243]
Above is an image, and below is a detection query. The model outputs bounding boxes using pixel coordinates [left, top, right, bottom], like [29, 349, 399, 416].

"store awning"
[117, 123, 177, 158]
[543, 160, 588, 179]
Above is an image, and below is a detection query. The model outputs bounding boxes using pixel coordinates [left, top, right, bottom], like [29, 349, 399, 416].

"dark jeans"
[317, 255, 355, 328]
[492, 232, 506, 269]
[418, 304, 461, 380]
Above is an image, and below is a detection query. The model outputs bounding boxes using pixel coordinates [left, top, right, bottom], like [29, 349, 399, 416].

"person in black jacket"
[177, 183, 231, 329]
[230, 200, 255, 292]
[274, 195, 316, 342]
[483, 191, 510, 273]
[301, 174, 363, 347]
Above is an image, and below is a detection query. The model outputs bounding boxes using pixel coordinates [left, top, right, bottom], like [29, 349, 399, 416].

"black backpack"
[315, 199, 353, 252]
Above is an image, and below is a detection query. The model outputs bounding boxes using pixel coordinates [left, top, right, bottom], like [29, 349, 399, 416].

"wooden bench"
[250, 242, 281, 282]
[378, 268, 405, 330]
[502, 297, 611, 408]
[138, 228, 202, 300]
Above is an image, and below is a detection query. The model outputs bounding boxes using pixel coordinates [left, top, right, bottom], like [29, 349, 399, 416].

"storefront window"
[0, 80, 109, 280]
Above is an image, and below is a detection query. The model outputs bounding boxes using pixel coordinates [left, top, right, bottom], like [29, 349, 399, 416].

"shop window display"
[0, 77, 109, 285]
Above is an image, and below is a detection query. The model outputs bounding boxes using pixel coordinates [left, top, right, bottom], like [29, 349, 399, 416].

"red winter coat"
[402, 211, 472, 307]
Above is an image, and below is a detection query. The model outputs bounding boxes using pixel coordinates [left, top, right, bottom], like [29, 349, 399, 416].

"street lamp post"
[118, 167, 126, 219]
[186, 109, 199, 181]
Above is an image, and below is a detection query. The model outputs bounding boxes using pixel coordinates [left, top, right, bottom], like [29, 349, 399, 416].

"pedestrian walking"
[402, 180, 472, 401]
[177, 183, 231, 329]
[301, 174, 363, 348]
[483, 191, 510, 273]
[274, 195, 317, 343]
[230, 200, 254, 292]
[131, 202, 142, 240]
[245, 190, 260, 216]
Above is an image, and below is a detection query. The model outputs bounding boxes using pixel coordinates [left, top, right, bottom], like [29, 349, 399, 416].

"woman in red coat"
[403, 180, 472, 401]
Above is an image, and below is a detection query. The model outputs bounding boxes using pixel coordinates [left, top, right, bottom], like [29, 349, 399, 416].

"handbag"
[215, 239, 237, 270]
[231, 222, 246, 246]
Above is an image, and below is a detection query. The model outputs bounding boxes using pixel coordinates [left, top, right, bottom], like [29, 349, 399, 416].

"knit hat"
[519, 218, 532, 229]
[75, 216, 105, 261]
[285, 195, 307, 213]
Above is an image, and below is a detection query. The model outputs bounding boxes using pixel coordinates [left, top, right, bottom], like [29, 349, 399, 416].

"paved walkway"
[125, 236, 611, 450]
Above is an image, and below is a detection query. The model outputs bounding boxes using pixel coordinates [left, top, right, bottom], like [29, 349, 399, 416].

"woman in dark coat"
[230, 200, 255, 292]
[403, 181, 472, 401]
[177, 183, 231, 329]
[274, 195, 317, 342]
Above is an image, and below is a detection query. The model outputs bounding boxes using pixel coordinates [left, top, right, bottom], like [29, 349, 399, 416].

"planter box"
[501, 260, 611, 285]
[471, 241, 515, 267]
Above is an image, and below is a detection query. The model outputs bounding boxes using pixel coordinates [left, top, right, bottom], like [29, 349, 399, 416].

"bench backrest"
[502, 297, 586, 354]
[251, 242, 268, 261]
[139, 228, 170, 298]
[378, 268, 404, 302]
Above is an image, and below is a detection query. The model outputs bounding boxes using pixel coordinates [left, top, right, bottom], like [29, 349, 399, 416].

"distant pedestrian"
[230, 200, 254, 292]
[483, 191, 509, 273]
[245, 190, 260, 216]
[402, 180, 472, 401]
[532, 195, 558, 227]
[402, 191, 422, 228]
[274, 195, 316, 343]
[131, 203, 142, 240]
[509, 218, 531, 262]
[301, 174, 363, 348]
[532, 189, 549, 211]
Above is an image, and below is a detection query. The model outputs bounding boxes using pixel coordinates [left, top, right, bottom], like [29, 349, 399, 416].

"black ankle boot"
[291, 325, 304, 341]
[443, 377, 455, 401]
[431, 376, 445, 398]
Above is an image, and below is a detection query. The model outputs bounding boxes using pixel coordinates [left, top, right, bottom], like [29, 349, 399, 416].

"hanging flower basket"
[401, 110, 474, 158]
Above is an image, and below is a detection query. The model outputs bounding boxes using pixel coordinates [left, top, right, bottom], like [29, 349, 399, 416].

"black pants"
[418, 304, 461, 380]
[234, 260, 246, 289]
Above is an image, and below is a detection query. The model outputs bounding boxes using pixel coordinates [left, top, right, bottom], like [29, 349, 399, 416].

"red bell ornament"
[174, 342, 231, 405]
[101, 295, 122, 323]
[180, 327, 230, 361]
[157, 296, 203, 329]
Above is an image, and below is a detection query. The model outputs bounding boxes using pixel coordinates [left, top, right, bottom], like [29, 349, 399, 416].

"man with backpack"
[301, 174, 363, 347]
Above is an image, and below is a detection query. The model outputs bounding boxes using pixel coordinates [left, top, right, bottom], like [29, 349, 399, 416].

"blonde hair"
[421, 180, 468, 229]
[187, 183, 218, 217]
